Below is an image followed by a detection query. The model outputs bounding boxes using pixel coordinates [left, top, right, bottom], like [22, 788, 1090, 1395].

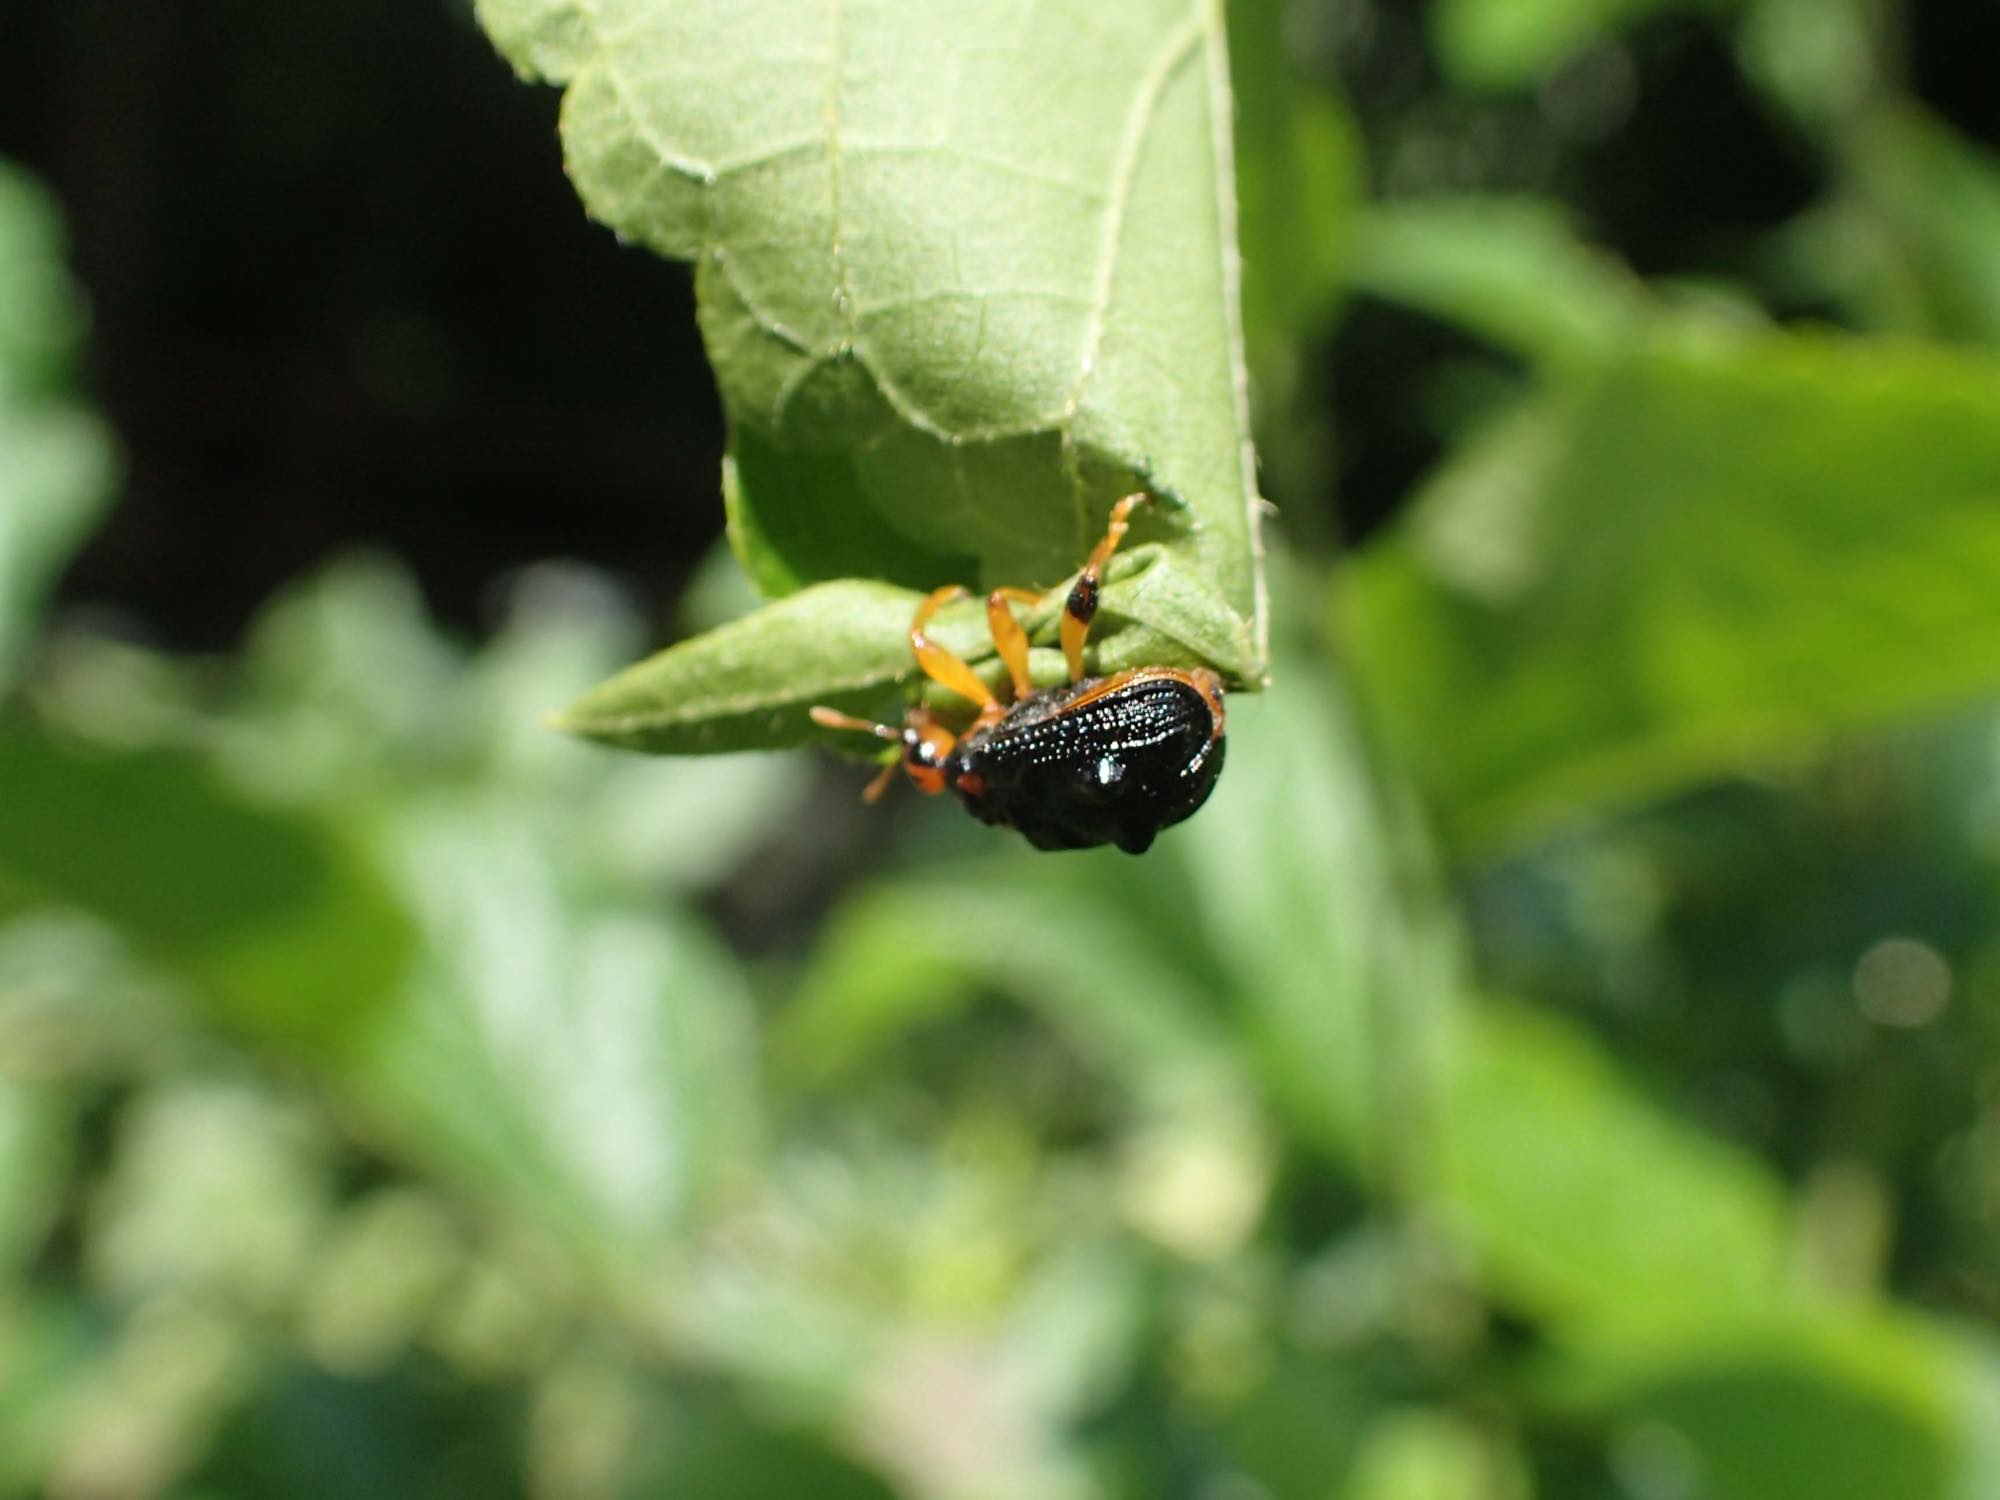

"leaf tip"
[544, 700, 620, 746]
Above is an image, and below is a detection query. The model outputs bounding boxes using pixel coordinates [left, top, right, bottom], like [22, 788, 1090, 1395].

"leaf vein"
[577, 664, 914, 733]
[582, 0, 718, 187]
[823, 0, 859, 347]
[707, 140, 1107, 205]
[1057, 4, 1206, 540]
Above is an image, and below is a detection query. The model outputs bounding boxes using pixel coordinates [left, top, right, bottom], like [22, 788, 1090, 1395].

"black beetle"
[812, 494, 1228, 854]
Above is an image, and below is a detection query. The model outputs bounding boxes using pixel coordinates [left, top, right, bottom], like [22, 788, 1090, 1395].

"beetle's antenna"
[810, 705, 899, 740]
[812, 706, 907, 802]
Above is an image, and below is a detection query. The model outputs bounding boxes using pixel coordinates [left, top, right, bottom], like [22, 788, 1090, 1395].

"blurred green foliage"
[8, 2, 2000, 1498]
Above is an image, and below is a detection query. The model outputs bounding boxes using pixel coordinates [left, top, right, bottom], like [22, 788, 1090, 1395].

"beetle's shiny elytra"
[811, 494, 1228, 854]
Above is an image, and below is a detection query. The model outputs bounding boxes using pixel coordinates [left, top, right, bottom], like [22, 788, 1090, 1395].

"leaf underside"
[476, 0, 1267, 749]
[559, 546, 1252, 755]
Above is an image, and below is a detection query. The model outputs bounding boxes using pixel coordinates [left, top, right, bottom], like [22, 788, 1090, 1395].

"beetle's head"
[898, 713, 955, 795]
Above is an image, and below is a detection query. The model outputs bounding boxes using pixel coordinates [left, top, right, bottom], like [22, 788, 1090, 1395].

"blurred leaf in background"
[1342, 324, 2000, 850]
[1432, 0, 1717, 91]
[0, 161, 113, 690]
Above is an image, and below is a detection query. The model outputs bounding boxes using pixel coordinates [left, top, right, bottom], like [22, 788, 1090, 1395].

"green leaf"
[0, 161, 115, 692]
[476, 0, 1266, 703]
[1437, 1003, 1790, 1341]
[1429, 998, 1992, 1500]
[557, 547, 1255, 755]
[0, 1083, 66, 1279]
[1432, 0, 1720, 90]
[1734, 0, 1877, 132]
[0, 406, 109, 693]
[1350, 198, 1649, 367]
[779, 864, 1233, 1093]
[1341, 327, 2000, 850]
[557, 579, 928, 756]
[190, 1358, 531, 1500]
[0, 733, 414, 1059]
[1222, 1357, 1375, 1500]
[1851, 108, 2000, 348]
[0, 1296, 98, 1495]
[623, 1389, 900, 1500]
[1433, 1003, 1991, 1495]
[1547, 1313, 1985, 1500]
[357, 804, 758, 1261]
[0, 160, 87, 394]
[1628, 1352, 1955, 1500]
[1171, 654, 1459, 1161]
[1343, 1408, 1521, 1500]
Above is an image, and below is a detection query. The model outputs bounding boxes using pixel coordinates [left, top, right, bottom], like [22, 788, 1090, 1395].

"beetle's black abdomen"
[948, 671, 1226, 854]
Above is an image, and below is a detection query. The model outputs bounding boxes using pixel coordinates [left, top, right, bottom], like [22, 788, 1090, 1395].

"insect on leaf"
[476, 0, 1267, 751]
[557, 547, 1255, 755]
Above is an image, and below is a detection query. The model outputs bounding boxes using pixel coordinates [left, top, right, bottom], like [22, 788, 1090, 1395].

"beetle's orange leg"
[985, 587, 1039, 701]
[1060, 493, 1148, 682]
[911, 586, 997, 710]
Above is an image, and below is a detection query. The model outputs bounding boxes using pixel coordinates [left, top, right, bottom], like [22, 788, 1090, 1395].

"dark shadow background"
[3, 0, 722, 648]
